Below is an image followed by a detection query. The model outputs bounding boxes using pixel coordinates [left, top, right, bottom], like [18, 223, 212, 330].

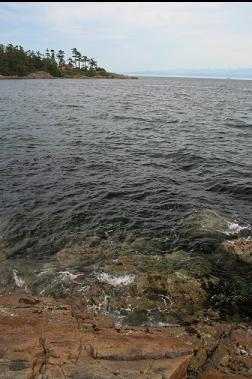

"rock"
[1, 239, 250, 328]
[27, 71, 54, 79]
[0, 294, 193, 378]
[223, 238, 252, 264]
[188, 209, 229, 236]
[0, 294, 251, 378]
[200, 326, 252, 379]
[136, 270, 210, 323]
[19, 296, 41, 305]
[29, 246, 220, 326]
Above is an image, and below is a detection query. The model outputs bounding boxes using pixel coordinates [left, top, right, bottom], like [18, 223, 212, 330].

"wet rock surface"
[1, 210, 251, 328]
[0, 294, 251, 379]
[223, 238, 252, 265]
[1, 233, 252, 326]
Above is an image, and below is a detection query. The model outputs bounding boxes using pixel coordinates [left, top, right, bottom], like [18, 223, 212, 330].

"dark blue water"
[0, 77, 252, 324]
[1, 77, 251, 256]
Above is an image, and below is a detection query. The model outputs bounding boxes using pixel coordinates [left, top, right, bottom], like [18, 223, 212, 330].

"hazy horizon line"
[124, 68, 252, 79]
[126, 67, 252, 72]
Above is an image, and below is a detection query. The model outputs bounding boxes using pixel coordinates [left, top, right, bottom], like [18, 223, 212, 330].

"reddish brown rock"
[0, 294, 193, 378]
[0, 294, 251, 378]
[223, 238, 252, 264]
[200, 326, 252, 379]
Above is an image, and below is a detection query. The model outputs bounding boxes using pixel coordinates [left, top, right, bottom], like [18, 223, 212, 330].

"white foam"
[225, 222, 249, 235]
[13, 270, 26, 288]
[96, 272, 135, 287]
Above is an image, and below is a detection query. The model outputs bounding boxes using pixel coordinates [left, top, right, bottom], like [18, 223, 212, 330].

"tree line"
[0, 44, 105, 77]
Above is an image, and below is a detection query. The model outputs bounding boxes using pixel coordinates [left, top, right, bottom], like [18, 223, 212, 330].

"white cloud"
[1, 2, 252, 71]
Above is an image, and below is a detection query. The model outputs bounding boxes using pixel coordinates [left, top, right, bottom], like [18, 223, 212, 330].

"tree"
[81, 55, 89, 70]
[45, 48, 50, 59]
[50, 49, 56, 64]
[89, 58, 97, 71]
[57, 50, 65, 68]
[68, 57, 74, 66]
[76, 51, 82, 69]
[71, 48, 78, 68]
[0, 43, 104, 78]
[71, 48, 83, 69]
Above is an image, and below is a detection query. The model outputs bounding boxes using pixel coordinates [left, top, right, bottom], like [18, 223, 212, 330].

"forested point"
[0, 44, 134, 78]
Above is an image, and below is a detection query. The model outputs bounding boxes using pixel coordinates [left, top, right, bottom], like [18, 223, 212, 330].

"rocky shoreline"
[0, 293, 251, 379]
[0, 72, 138, 80]
[0, 211, 251, 378]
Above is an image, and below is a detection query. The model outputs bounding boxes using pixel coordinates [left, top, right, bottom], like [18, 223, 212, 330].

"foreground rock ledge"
[0, 295, 251, 379]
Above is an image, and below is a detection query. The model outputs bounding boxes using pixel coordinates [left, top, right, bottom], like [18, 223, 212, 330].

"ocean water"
[0, 77, 252, 325]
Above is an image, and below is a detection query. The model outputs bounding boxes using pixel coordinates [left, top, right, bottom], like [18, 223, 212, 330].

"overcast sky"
[1, 2, 252, 73]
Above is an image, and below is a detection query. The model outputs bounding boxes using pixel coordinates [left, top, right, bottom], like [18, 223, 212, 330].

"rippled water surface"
[0, 77, 252, 324]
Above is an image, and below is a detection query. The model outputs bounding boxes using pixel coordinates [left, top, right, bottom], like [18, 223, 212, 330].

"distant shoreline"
[3, 74, 252, 81]
[126, 74, 252, 81]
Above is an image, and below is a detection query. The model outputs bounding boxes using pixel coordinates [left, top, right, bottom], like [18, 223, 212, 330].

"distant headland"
[0, 44, 137, 79]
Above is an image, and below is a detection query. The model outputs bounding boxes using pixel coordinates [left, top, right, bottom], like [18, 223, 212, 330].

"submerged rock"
[136, 270, 214, 324]
[189, 209, 229, 234]
[188, 209, 250, 239]
[2, 236, 251, 326]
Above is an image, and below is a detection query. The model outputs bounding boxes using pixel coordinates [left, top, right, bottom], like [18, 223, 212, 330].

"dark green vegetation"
[0, 44, 116, 78]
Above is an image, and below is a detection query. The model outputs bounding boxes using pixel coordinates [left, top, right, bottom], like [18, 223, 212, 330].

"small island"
[0, 44, 137, 79]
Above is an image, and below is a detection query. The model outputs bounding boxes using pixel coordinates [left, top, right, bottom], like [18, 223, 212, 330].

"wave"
[225, 222, 250, 235]
[225, 121, 252, 129]
[206, 182, 252, 200]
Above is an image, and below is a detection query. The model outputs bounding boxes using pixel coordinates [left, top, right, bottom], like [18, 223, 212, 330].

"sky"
[1, 2, 252, 73]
